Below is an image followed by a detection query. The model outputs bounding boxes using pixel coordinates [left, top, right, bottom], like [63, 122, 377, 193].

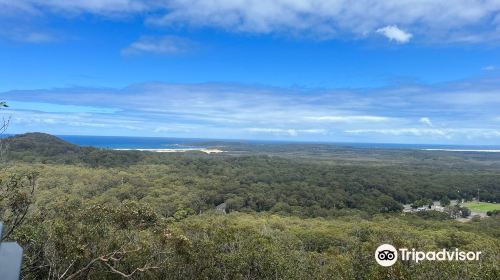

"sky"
[1, 1, 500, 144]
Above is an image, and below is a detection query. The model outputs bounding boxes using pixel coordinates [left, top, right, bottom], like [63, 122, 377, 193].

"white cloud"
[22, 32, 55, 43]
[5, 77, 500, 142]
[42, 118, 57, 124]
[150, 0, 500, 43]
[0, 0, 38, 16]
[68, 121, 109, 128]
[245, 128, 327, 137]
[483, 65, 497, 71]
[27, 0, 149, 15]
[305, 115, 391, 122]
[376, 25, 412, 43]
[345, 128, 500, 139]
[154, 125, 194, 133]
[346, 128, 448, 137]
[0, 27, 59, 43]
[419, 117, 433, 127]
[9, 109, 143, 131]
[3, 1, 500, 43]
[121, 36, 195, 56]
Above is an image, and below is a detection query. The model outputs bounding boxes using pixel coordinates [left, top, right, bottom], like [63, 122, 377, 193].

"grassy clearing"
[463, 201, 500, 212]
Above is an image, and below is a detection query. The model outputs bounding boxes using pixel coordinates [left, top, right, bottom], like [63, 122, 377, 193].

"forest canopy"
[1, 133, 499, 279]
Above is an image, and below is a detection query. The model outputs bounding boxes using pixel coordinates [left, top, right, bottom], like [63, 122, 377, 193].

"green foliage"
[5, 133, 80, 159]
[0, 170, 37, 241]
[14, 210, 500, 279]
[411, 198, 433, 209]
[460, 207, 472, 218]
[15, 199, 174, 279]
[447, 205, 472, 219]
[414, 210, 451, 221]
[440, 196, 451, 207]
[1, 133, 500, 279]
[4, 133, 145, 167]
[487, 210, 500, 216]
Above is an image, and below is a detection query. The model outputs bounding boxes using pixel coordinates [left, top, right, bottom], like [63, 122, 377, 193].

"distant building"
[431, 205, 444, 211]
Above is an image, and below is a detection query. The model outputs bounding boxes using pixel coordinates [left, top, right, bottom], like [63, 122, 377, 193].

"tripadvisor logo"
[375, 244, 482, 267]
[375, 244, 398, 267]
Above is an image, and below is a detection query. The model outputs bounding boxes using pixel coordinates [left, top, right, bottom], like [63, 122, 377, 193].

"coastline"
[114, 148, 224, 154]
[422, 149, 500, 153]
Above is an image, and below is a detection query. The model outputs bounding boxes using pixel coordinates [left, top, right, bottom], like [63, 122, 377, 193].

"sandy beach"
[114, 148, 224, 154]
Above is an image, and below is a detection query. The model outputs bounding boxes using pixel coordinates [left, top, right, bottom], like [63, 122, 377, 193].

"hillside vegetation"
[1, 133, 499, 279]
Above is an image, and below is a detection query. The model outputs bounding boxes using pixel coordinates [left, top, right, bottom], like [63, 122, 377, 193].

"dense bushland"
[1, 133, 499, 279]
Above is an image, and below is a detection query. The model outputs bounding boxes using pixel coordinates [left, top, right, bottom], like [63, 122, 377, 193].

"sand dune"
[115, 148, 224, 154]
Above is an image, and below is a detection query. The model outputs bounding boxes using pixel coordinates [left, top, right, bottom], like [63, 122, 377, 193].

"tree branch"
[63, 247, 161, 280]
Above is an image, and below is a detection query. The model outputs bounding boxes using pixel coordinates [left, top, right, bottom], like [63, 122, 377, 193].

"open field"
[463, 201, 500, 212]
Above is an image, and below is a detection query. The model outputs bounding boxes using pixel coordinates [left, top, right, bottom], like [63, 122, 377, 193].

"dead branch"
[63, 247, 161, 280]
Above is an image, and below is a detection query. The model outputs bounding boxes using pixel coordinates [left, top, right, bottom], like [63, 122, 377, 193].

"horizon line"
[4, 132, 500, 148]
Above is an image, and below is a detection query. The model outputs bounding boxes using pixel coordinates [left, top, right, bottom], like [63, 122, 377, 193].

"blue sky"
[1, 1, 500, 144]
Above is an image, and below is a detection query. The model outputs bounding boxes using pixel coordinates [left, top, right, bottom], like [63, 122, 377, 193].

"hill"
[2, 133, 144, 166]
[4, 132, 80, 157]
[2, 133, 500, 279]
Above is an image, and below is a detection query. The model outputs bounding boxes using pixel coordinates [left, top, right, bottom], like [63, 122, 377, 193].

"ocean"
[53, 135, 500, 151]
[3, 134, 500, 151]
[58, 135, 207, 149]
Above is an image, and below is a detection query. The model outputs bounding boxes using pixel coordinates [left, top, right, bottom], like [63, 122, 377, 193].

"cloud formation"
[0, 25, 59, 43]
[2, 0, 500, 43]
[419, 117, 433, 127]
[376, 25, 412, 43]
[345, 128, 500, 140]
[245, 128, 327, 137]
[3, 76, 500, 143]
[305, 116, 391, 123]
[122, 36, 196, 56]
[21, 0, 149, 15]
[483, 65, 497, 71]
